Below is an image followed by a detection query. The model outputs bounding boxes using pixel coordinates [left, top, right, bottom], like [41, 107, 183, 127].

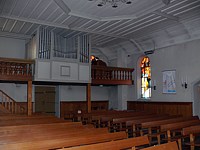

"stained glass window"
[141, 57, 151, 98]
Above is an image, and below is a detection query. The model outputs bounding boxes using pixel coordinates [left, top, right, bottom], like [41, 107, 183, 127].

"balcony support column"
[27, 80, 32, 116]
[87, 83, 91, 113]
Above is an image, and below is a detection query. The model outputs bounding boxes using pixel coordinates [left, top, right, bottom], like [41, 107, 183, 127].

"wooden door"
[35, 86, 55, 115]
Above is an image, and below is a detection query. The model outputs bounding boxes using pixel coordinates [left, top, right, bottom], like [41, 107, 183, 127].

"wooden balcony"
[0, 57, 34, 82]
[91, 66, 134, 85]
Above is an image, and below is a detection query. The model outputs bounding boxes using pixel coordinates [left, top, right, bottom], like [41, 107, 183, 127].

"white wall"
[109, 86, 118, 110]
[127, 39, 200, 105]
[60, 85, 109, 101]
[0, 83, 27, 102]
[0, 37, 26, 59]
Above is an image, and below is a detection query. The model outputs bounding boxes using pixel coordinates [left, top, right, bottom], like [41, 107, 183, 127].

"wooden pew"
[81, 110, 118, 123]
[0, 114, 56, 121]
[182, 124, 200, 150]
[0, 115, 128, 149]
[0, 123, 109, 144]
[0, 122, 92, 138]
[0, 116, 66, 126]
[141, 141, 178, 150]
[110, 114, 162, 132]
[99, 111, 154, 128]
[140, 116, 198, 144]
[140, 116, 198, 135]
[58, 136, 149, 150]
[0, 131, 127, 150]
[80, 110, 133, 124]
[126, 115, 179, 137]
[158, 119, 200, 150]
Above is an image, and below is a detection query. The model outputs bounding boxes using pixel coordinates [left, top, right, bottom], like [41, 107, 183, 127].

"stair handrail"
[0, 90, 26, 114]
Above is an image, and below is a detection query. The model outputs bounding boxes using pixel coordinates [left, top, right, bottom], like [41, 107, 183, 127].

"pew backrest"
[182, 125, 200, 136]
[141, 116, 198, 129]
[0, 131, 128, 150]
[141, 141, 178, 150]
[59, 136, 149, 150]
[160, 119, 200, 132]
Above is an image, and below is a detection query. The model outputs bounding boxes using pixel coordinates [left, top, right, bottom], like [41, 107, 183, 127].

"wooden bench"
[110, 114, 162, 132]
[58, 136, 149, 150]
[126, 115, 179, 137]
[139, 116, 198, 144]
[141, 141, 178, 150]
[0, 115, 128, 149]
[0, 116, 67, 126]
[0, 114, 56, 120]
[0, 122, 93, 138]
[158, 119, 200, 150]
[182, 124, 200, 150]
[99, 111, 154, 128]
[81, 110, 118, 123]
[0, 131, 127, 149]
[80, 110, 134, 124]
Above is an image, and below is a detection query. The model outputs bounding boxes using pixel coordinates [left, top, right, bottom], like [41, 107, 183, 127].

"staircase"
[0, 90, 25, 114]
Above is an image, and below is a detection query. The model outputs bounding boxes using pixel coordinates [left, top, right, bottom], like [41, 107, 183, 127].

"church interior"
[0, 0, 200, 149]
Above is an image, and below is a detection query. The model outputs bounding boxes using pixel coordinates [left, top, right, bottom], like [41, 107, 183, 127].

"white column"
[117, 49, 128, 110]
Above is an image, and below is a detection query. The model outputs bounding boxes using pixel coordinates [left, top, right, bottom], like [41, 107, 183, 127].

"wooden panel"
[60, 101, 109, 118]
[0, 57, 34, 81]
[35, 86, 55, 114]
[16, 102, 34, 114]
[127, 101, 193, 117]
[87, 83, 91, 113]
[27, 81, 32, 116]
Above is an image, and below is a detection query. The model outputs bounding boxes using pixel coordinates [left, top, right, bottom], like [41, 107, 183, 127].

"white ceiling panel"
[0, 0, 199, 59]
[29, 0, 52, 19]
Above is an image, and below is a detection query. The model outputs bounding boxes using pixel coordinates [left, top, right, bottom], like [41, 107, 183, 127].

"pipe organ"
[26, 27, 91, 83]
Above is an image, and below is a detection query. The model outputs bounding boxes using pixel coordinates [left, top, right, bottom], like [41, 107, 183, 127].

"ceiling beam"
[72, 26, 127, 40]
[53, 0, 71, 15]
[153, 11, 179, 21]
[0, 14, 70, 29]
[0, 14, 139, 44]
[0, 31, 31, 39]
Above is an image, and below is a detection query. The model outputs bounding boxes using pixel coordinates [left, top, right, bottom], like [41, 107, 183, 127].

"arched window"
[141, 57, 151, 98]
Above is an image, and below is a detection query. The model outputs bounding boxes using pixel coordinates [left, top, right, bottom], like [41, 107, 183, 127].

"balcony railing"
[0, 57, 34, 81]
[91, 66, 134, 85]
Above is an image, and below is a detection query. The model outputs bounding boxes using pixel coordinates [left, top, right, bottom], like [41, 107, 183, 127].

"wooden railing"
[0, 90, 26, 114]
[0, 57, 34, 81]
[91, 66, 134, 85]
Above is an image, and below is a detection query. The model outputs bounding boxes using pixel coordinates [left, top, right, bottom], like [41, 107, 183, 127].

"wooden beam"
[153, 11, 179, 22]
[27, 81, 32, 116]
[86, 83, 91, 113]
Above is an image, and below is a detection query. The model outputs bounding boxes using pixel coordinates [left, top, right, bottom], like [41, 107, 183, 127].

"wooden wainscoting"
[16, 102, 34, 114]
[60, 100, 109, 118]
[127, 101, 193, 117]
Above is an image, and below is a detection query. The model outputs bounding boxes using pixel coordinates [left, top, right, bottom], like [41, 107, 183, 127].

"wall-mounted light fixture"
[153, 80, 156, 90]
[181, 77, 188, 89]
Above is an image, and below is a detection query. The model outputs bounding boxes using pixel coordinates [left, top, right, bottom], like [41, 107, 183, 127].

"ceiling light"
[89, 0, 132, 8]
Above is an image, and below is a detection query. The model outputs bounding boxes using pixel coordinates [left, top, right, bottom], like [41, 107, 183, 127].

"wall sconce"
[181, 77, 188, 89]
[153, 80, 156, 90]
